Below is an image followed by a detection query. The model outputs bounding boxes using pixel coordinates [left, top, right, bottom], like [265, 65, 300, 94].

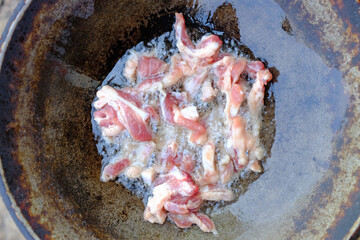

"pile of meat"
[93, 13, 272, 234]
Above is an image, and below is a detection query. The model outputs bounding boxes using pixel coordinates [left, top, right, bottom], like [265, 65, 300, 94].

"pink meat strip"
[159, 141, 196, 174]
[201, 80, 217, 102]
[144, 167, 199, 224]
[200, 185, 234, 202]
[248, 66, 272, 137]
[231, 116, 249, 170]
[213, 56, 236, 91]
[137, 55, 168, 79]
[101, 158, 131, 182]
[177, 154, 196, 174]
[173, 107, 208, 145]
[124, 141, 156, 179]
[246, 60, 265, 79]
[213, 56, 247, 123]
[102, 141, 155, 181]
[123, 51, 139, 82]
[159, 141, 179, 173]
[137, 77, 163, 92]
[198, 143, 219, 185]
[144, 206, 167, 224]
[94, 86, 152, 141]
[168, 212, 217, 234]
[184, 69, 209, 98]
[174, 13, 222, 63]
[143, 105, 160, 122]
[231, 58, 247, 84]
[218, 154, 234, 185]
[136, 56, 168, 91]
[162, 53, 194, 87]
[173, 107, 206, 132]
[164, 193, 202, 214]
[93, 104, 125, 138]
[248, 68, 273, 119]
[160, 92, 187, 124]
[229, 84, 245, 117]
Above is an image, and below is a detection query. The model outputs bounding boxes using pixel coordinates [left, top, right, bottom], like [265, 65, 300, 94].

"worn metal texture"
[0, 0, 358, 239]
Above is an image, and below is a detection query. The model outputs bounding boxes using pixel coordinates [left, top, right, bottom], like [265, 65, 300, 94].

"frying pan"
[0, 0, 359, 239]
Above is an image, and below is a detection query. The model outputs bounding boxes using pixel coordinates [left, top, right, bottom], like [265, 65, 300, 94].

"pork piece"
[212, 57, 246, 92]
[174, 13, 195, 52]
[123, 51, 139, 82]
[124, 141, 156, 179]
[248, 69, 273, 136]
[213, 56, 236, 124]
[218, 154, 234, 185]
[189, 130, 208, 145]
[93, 104, 125, 139]
[180, 106, 199, 121]
[174, 13, 222, 64]
[229, 84, 245, 117]
[143, 105, 160, 122]
[192, 213, 217, 234]
[173, 107, 203, 132]
[201, 80, 217, 102]
[164, 193, 202, 214]
[158, 141, 196, 175]
[102, 141, 155, 181]
[213, 56, 236, 92]
[160, 92, 187, 124]
[137, 55, 168, 80]
[159, 140, 179, 173]
[162, 53, 195, 87]
[248, 160, 262, 173]
[101, 158, 131, 182]
[246, 60, 265, 79]
[144, 205, 167, 224]
[145, 167, 199, 224]
[245, 134, 263, 173]
[94, 86, 152, 141]
[184, 69, 208, 98]
[168, 212, 217, 234]
[168, 212, 193, 228]
[124, 165, 143, 179]
[213, 56, 247, 124]
[178, 154, 196, 174]
[135, 55, 168, 92]
[141, 167, 157, 186]
[198, 143, 219, 185]
[145, 184, 174, 223]
[200, 185, 234, 202]
[173, 107, 208, 145]
[137, 77, 163, 92]
[231, 58, 247, 84]
[231, 116, 249, 170]
[195, 35, 223, 63]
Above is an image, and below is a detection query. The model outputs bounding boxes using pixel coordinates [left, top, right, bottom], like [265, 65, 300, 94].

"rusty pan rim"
[0, 165, 35, 240]
[0, 0, 36, 239]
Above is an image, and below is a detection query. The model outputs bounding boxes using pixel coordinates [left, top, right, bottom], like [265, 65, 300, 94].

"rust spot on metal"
[210, 2, 241, 40]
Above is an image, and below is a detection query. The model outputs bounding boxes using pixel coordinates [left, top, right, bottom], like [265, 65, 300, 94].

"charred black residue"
[210, 3, 241, 41]
[282, 17, 293, 35]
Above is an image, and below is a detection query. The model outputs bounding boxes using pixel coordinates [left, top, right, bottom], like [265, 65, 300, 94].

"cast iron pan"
[0, 0, 359, 239]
